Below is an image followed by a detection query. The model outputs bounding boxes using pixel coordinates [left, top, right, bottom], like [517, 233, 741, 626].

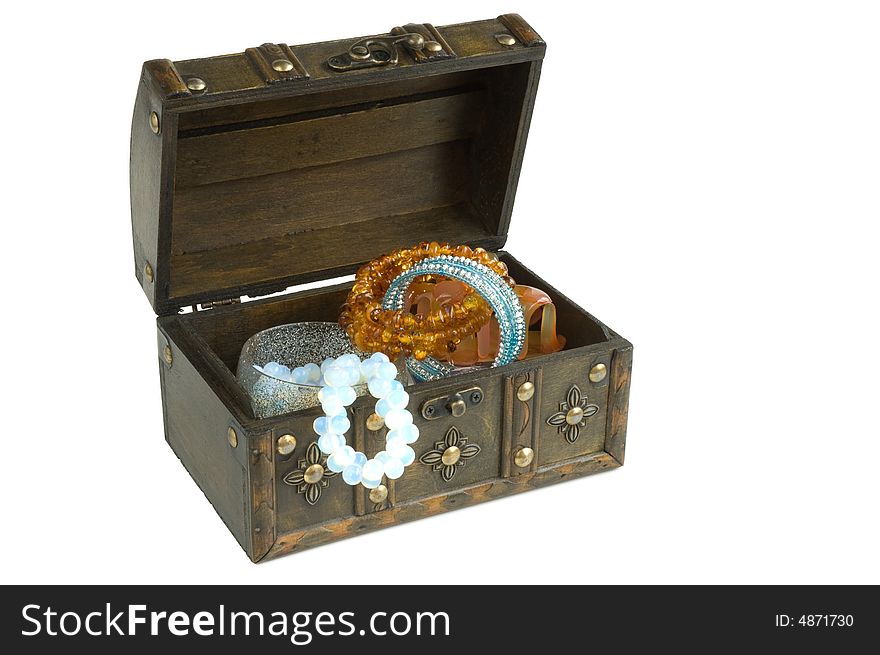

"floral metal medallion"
[419, 426, 481, 482]
[546, 384, 599, 443]
[282, 441, 337, 505]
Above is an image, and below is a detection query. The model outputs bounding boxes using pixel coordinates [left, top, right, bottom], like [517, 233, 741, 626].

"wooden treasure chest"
[129, 13, 633, 562]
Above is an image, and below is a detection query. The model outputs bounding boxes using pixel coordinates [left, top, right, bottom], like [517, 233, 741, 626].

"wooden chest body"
[131, 14, 632, 562]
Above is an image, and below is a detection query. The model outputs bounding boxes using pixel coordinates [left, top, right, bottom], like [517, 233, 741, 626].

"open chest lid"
[130, 14, 545, 315]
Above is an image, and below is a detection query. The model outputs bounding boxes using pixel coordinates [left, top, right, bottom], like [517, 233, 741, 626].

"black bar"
[3, 585, 876, 652]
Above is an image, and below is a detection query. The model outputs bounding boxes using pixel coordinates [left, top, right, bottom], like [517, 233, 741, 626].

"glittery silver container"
[236, 322, 407, 419]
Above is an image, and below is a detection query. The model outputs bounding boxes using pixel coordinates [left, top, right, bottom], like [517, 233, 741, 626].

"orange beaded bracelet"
[339, 242, 515, 361]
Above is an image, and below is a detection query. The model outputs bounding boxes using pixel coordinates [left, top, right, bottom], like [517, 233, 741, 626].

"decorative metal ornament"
[546, 384, 599, 443]
[419, 426, 481, 481]
[283, 442, 338, 505]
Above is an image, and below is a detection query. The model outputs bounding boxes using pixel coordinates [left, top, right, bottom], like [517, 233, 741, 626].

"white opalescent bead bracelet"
[307, 352, 418, 489]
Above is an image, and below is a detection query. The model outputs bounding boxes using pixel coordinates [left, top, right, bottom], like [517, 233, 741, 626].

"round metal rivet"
[351, 45, 370, 59]
[272, 58, 294, 72]
[162, 345, 173, 367]
[149, 111, 160, 134]
[144, 262, 154, 283]
[304, 463, 324, 484]
[366, 413, 385, 431]
[589, 363, 608, 383]
[276, 434, 297, 456]
[424, 40, 442, 53]
[405, 33, 425, 49]
[369, 484, 388, 504]
[441, 446, 461, 466]
[186, 77, 206, 92]
[514, 446, 534, 468]
[517, 381, 535, 402]
[496, 33, 516, 46]
[565, 406, 584, 426]
[227, 427, 238, 448]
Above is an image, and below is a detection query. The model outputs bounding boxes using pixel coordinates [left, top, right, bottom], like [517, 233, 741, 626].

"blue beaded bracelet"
[382, 255, 526, 381]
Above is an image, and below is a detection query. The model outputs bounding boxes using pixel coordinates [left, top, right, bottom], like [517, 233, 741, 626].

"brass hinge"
[245, 43, 309, 84]
[195, 297, 241, 311]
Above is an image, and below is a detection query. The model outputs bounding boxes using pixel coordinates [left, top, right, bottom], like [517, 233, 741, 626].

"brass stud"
[144, 262, 154, 284]
[272, 59, 294, 72]
[448, 398, 467, 417]
[186, 77, 206, 92]
[366, 413, 385, 432]
[227, 427, 238, 448]
[404, 33, 425, 49]
[424, 40, 442, 53]
[276, 434, 297, 456]
[565, 406, 584, 425]
[369, 484, 388, 504]
[514, 446, 534, 468]
[441, 445, 461, 466]
[162, 345, 173, 367]
[517, 381, 535, 402]
[149, 111, 160, 134]
[303, 463, 324, 484]
[495, 33, 516, 46]
[589, 363, 608, 383]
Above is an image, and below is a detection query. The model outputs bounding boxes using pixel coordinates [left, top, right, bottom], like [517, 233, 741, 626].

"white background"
[2, 1, 878, 584]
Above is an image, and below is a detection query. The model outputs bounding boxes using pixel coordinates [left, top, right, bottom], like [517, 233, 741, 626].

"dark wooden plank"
[176, 90, 486, 188]
[248, 428, 276, 561]
[169, 202, 490, 300]
[158, 322, 253, 557]
[171, 140, 473, 256]
[130, 72, 163, 307]
[493, 60, 543, 238]
[605, 345, 633, 464]
[176, 70, 485, 131]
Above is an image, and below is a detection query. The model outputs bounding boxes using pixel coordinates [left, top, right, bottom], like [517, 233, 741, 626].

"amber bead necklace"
[340, 242, 515, 361]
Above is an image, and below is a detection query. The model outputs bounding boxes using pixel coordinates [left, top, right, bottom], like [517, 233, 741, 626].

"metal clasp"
[420, 387, 483, 421]
[327, 23, 455, 72]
